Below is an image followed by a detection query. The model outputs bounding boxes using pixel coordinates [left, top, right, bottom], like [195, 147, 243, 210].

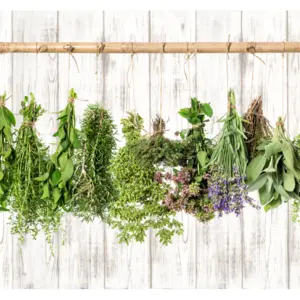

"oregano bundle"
[71, 104, 117, 222]
[109, 111, 183, 245]
[9, 93, 60, 248]
[0, 93, 15, 212]
[38, 88, 80, 212]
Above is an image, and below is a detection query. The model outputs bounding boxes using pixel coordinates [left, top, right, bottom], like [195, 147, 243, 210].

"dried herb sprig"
[208, 89, 258, 216]
[37, 88, 80, 212]
[243, 96, 273, 160]
[108, 111, 183, 245]
[0, 93, 15, 211]
[247, 117, 300, 213]
[9, 94, 60, 250]
[71, 104, 117, 222]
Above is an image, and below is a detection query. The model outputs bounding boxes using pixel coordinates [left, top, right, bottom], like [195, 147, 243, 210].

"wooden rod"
[0, 42, 300, 53]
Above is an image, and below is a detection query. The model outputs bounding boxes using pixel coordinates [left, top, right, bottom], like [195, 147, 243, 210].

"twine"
[159, 42, 165, 132]
[184, 42, 195, 92]
[68, 97, 75, 104]
[246, 45, 266, 65]
[63, 43, 80, 74]
[282, 40, 286, 122]
[226, 34, 230, 110]
[24, 121, 36, 128]
[126, 42, 135, 90]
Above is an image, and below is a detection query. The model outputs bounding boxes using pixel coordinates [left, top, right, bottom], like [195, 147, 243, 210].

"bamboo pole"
[0, 42, 300, 53]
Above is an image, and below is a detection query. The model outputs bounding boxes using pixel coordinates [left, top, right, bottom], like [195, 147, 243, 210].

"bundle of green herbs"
[0, 93, 15, 212]
[247, 117, 300, 213]
[71, 104, 117, 222]
[243, 96, 273, 160]
[159, 98, 216, 222]
[108, 111, 183, 245]
[38, 88, 80, 212]
[208, 89, 259, 216]
[9, 94, 60, 249]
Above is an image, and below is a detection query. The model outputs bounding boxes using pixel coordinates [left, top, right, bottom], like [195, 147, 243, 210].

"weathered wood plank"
[103, 11, 151, 289]
[57, 11, 105, 289]
[241, 11, 288, 289]
[196, 11, 243, 289]
[287, 11, 300, 289]
[150, 11, 197, 289]
[11, 11, 59, 289]
[0, 10, 13, 289]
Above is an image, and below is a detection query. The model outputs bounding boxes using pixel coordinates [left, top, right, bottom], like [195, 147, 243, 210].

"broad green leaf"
[41, 183, 50, 200]
[35, 172, 49, 182]
[263, 167, 277, 173]
[283, 171, 295, 192]
[61, 159, 74, 182]
[3, 146, 12, 159]
[3, 107, 16, 126]
[274, 183, 290, 200]
[259, 184, 273, 205]
[0, 171, 4, 181]
[180, 129, 189, 140]
[3, 126, 12, 142]
[246, 155, 266, 182]
[195, 176, 203, 182]
[72, 129, 80, 149]
[265, 141, 282, 158]
[51, 170, 61, 186]
[178, 108, 190, 119]
[247, 173, 268, 192]
[264, 197, 282, 212]
[58, 152, 68, 170]
[201, 103, 213, 117]
[197, 151, 207, 168]
[53, 188, 61, 203]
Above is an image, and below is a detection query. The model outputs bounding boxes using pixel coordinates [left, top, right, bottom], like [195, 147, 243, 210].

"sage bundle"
[38, 88, 80, 212]
[243, 96, 273, 160]
[109, 111, 183, 245]
[0, 93, 15, 212]
[247, 117, 300, 213]
[208, 89, 258, 216]
[9, 94, 60, 247]
[71, 104, 117, 222]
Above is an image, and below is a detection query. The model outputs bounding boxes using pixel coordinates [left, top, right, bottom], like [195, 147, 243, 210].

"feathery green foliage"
[71, 104, 117, 222]
[109, 111, 183, 245]
[0, 93, 15, 212]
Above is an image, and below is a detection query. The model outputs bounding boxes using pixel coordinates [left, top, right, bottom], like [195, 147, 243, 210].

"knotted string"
[159, 42, 165, 132]
[63, 43, 80, 74]
[226, 34, 231, 111]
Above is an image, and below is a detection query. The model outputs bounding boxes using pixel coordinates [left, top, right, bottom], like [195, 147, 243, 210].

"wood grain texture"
[196, 11, 243, 289]
[241, 11, 288, 289]
[0, 10, 13, 289]
[11, 11, 59, 289]
[57, 11, 105, 289]
[287, 11, 300, 289]
[150, 11, 197, 289]
[103, 11, 151, 289]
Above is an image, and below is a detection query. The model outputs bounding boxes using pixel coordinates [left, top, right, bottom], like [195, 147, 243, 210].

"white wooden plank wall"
[0, 10, 299, 289]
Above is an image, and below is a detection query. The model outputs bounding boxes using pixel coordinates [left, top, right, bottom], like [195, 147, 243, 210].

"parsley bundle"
[109, 111, 183, 245]
[71, 104, 117, 222]
[208, 89, 258, 216]
[9, 94, 60, 248]
[0, 93, 15, 212]
[38, 88, 80, 212]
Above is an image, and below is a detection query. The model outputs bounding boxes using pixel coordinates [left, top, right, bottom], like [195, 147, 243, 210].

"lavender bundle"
[208, 89, 259, 216]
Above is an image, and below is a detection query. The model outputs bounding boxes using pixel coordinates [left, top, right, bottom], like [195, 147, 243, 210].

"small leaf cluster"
[9, 94, 60, 249]
[108, 111, 183, 245]
[71, 104, 117, 222]
[0, 93, 15, 211]
[37, 88, 80, 212]
[247, 117, 300, 212]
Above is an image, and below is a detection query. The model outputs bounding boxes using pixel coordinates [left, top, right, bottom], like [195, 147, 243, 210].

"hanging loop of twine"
[68, 97, 75, 104]
[282, 40, 286, 121]
[246, 44, 266, 65]
[184, 42, 196, 86]
[226, 34, 231, 110]
[63, 43, 80, 73]
[159, 42, 165, 132]
[126, 42, 135, 90]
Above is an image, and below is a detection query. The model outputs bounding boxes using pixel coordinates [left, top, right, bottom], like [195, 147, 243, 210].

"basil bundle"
[0, 93, 15, 212]
[247, 117, 300, 212]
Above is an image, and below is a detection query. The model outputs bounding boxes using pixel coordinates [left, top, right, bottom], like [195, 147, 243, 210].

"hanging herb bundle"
[37, 88, 80, 212]
[108, 111, 183, 245]
[247, 117, 300, 213]
[9, 93, 60, 247]
[158, 98, 216, 222]
[243, 96, 273, 160]
[129, 114, 185, 167]
[0, 93, 15, 212]
[71, 104, 117, 222]
[208, 89, 259, 216]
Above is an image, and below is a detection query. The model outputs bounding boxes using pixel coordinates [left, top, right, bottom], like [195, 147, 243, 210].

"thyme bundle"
[38, 88, 80, 212]
[243, 96, 273, 160]
[208, 89, 258, 216]
[109, 111, 183, 245]
[247, 117, 300, 213]
[0, 93, 15, 211]
[71, 104, 117, 222]
[9, 94, 60, 247]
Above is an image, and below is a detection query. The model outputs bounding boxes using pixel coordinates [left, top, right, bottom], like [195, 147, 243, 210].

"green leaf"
[197, 151, 207, 168]
[273, 183, 290, 200]
[51, 170, 61, 186]
[3, 126, 12, 142]
[61, 159, 74, 182]
[179, 129, 189, 139]
[259, 184, 273, 205]
[58, 152, 68, 170]
[0, 171, 4, 181]
[201, 103, 213, 117]
[265, 141, 282, 158]
[178, 108, 190, 119]
[53, 188, 61, 203]
[3, 107, 16, 126]
[246, 155, 266, 182]
[247, 173, 268, 192]
[35, 172, 49, 182]
[263, 167, 277, 173]
[0, 207, 9, 212]
[283, 171, 295, 192]
[195, 176, 203, 182]
[41, 183, 50, 199]
[264, 197, 282, 212]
